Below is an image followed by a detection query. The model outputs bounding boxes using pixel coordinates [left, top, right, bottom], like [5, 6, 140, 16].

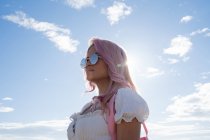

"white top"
[67, 87, 149, 140]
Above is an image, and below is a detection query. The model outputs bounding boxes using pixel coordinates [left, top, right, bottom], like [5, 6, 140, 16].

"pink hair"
[86, 38, 136, 104]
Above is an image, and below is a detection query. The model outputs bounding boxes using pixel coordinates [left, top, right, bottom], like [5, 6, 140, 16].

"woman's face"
[85, 46, 109, 82]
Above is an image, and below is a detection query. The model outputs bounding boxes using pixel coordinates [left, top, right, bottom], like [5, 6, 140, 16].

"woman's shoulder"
[115, 87, 148, 107]
[117, 87, 136, 94]
[70, 101, 92, 119]
[116, 87, 141, 101]
[80, 101, 92, 113]
[114, 87, 149, 123]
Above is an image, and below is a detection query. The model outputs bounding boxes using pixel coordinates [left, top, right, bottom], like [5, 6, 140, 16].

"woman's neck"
[95, 78, 111, 96]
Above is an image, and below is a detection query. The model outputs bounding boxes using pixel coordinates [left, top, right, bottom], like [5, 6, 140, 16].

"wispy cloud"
[148, 82, 210, 139]
[180, 15, 193, 23]
[44, 78, 49, 81]
[166, 82, 210, 122]
[163, 35, 192, 57]
[2, 97, 13, 101]
[182, 56, 190, 62]
[2, 11, 79, 53]
[146, 67, 164, 78]
[149, 122, 197, 136]
[0, 106, 14, 112]
[190, 28, 210, 36]
[65, 0, 95, 9]
[148, 122, 210, 139]
[0, 119, 69, 140]
[101, 1, 132, 25]
[200, 72, 210, 80]
[0, 135, 55, 140]
[167, 58, 179, 64]
[0, 119, 69, 130]
[206, 32, 210, 37]
[139, 67, 164, 78]
[0, 98, 14, 112]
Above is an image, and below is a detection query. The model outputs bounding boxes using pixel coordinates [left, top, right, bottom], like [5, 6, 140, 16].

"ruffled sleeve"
[114, 88, 149, 124]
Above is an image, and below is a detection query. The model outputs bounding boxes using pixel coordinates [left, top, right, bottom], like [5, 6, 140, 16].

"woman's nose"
[85, 58, 91, 67]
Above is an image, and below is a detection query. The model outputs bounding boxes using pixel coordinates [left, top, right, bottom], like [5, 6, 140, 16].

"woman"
[67, 38, 149, 140]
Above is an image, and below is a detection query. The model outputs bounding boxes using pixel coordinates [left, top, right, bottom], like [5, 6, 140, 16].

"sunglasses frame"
[80, 53, 101, 68]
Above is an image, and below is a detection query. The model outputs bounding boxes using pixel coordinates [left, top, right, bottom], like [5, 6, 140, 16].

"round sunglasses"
[80, 53, 101, 68]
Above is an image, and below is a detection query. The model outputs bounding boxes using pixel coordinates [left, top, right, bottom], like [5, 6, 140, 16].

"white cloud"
[0, 119, 69, 140]
[168, 58, 179, 64]
[143, 67, 164, 78]
[206, 32, 210, 37]
[0, 98, 14, 112]
[169, 68, 181, 76]
[0, 106, 14, 112]
[167, 57, 189, 64]
[0, 135, 54, 140]
[2, 11, 79, 53]
[150, 82, 210, 139]
[180, 15, 193, 23]
[166, 82, 210, 122]
[182, 56, 190, 62]
[200, 72, 210, 80]
[101, 1, 132, 25]
[65, 0, 95, 9]
[190, 28, 210, 36]
[163, 35, 192, 57]
[2, 97, 13, 101]
[44, 78, 48, 81]
[0, 119, 69, 130]
[149, 122, 197, 136]
[148, 122, 210, 139]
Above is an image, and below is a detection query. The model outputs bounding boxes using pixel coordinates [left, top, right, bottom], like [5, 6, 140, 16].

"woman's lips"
[85, 68, 94, 72]
[85, 66, 95, 72]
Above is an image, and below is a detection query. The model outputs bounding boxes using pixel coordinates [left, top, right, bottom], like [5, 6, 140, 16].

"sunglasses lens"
[80, 53, 100, 68]
[90, 53, 98, 65]
[80, 58, 86, 68]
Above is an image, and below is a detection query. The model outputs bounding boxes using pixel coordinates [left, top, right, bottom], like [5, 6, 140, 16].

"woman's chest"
[76, 113, 108, 134]
[68, 111, 111, 140]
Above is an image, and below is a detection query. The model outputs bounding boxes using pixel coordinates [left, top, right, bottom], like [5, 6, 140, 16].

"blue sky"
[1, 0, 210, 140]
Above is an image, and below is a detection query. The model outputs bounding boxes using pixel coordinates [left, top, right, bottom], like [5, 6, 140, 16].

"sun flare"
[126, 53, 141, 79]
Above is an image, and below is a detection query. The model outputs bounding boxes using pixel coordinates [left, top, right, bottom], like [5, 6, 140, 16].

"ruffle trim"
[115, 112, 144, 124]
[67, 122, 75, 139]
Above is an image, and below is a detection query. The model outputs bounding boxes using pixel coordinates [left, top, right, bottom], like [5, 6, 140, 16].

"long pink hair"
[86, 38, 136, 109]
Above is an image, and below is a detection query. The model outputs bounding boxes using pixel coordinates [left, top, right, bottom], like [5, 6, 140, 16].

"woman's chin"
[86, 76, 96, 82]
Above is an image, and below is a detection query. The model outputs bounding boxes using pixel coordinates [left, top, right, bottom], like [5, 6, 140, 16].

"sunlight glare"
[126, 53, 141, 80]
